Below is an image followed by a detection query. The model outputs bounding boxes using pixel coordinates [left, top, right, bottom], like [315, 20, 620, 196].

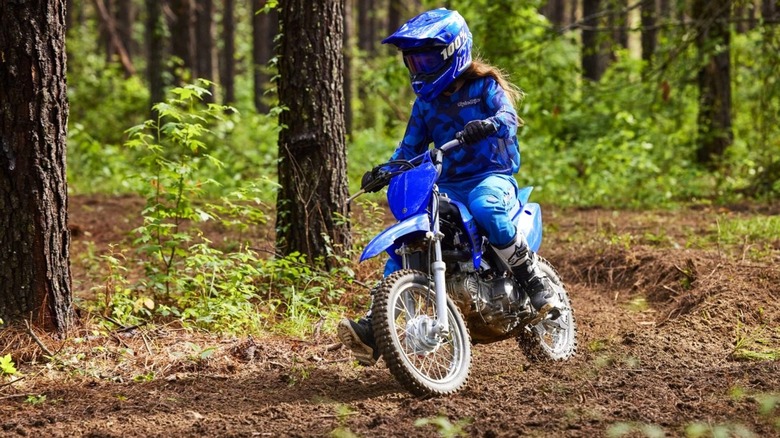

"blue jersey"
[391, 76, 520, 183]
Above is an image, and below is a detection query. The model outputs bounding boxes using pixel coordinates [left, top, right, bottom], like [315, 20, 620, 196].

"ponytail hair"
[461, 58, 524, 107]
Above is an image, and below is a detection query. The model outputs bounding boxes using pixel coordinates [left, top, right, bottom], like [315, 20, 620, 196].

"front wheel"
[372, 269, 471, 397]
[517, 257, 578, 362]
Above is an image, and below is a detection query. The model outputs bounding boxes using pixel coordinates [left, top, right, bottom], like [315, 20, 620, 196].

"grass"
[731, 322, 780, 361]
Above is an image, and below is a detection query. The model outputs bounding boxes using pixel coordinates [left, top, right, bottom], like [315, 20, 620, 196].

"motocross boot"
[338, 316, 380, 366]
[493, 235, 561, 319]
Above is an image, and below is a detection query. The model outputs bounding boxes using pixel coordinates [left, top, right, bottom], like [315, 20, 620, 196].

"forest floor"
[1, 195, 779, 437]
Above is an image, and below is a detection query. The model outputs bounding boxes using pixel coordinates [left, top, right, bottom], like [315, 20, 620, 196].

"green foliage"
[75, 84, 343, 335]
[414, 415, 472, 438]
[126, 82, 227, 297]
[680, 214, 780, 261]
[684, 422, 756, 438]
[25, 395, 47, 406]
[607, 422, 666, 438]
[67, 27, 150, 146]
[0, 354, 17, 376]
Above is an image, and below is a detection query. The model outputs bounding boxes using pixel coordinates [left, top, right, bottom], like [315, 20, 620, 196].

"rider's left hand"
[461, 119, 496, 144]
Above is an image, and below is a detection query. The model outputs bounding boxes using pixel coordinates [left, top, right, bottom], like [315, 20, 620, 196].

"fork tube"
[430, 188, 450, 335]
[432, 242, 449, 335]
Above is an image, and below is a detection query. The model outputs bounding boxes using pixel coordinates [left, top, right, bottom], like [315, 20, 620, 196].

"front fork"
[428, 187, 450, 337]
[396, 186, 449, 338]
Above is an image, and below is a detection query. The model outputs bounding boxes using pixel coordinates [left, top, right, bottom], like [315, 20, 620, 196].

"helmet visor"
[403, 49, 446, 76]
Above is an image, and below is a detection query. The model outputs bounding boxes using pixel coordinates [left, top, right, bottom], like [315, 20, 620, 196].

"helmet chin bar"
[411, 57, 471, 102]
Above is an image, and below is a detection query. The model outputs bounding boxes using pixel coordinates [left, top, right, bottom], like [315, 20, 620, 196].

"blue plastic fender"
[360, 213, 431, 262]
[516, 202, 542, 252]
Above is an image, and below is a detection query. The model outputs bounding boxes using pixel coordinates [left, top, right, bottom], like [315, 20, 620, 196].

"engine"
[445, 271, 531, 343]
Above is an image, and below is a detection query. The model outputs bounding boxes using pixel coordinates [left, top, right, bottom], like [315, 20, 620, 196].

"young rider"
[339, 8, 559, 366]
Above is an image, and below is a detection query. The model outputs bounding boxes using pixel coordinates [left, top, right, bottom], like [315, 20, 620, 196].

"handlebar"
[348, 123, 498, 203]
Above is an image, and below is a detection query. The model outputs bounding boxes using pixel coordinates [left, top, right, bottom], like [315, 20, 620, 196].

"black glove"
[461, 119, 496, 144]
[361, 167, 387, 193]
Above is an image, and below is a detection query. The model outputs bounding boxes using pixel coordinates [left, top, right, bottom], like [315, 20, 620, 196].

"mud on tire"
[517, 257, 578, 362]
[372, 269, 471, 397]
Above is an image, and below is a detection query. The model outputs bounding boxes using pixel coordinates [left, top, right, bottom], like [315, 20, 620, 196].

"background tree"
[169, 0, 196, 84]
[145, 0, 165, 112]
[252, 0, 278, 113]
[608, 0, 629, 51]
[343, 0, 354, 134]
[0, 0, 73, 332]
[582, 0, 608, 81]
[195, 0, 217, 102]
[221, 0, 237, 105]
[94, 0, 135, 76]
[641, 0, 659, 65]
[693, 0, 734, 167]
[275, 0, 351, 267]
[540, 0, 568, 30]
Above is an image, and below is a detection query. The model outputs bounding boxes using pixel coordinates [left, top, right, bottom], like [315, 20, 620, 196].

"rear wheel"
[372, 269, 471, 397]
[517, 257, 577, 362]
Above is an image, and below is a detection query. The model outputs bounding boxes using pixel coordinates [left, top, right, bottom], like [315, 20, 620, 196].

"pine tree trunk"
[641, 0, 658, 64]
[762, 0, 777, 22]
[540, 0, 567, 29]
[252, 0, 278, 113]
[344, 0, 354, 134]
[221, 0, 236, 105]
[0, 0, 73, 333]
[388, 0, 404, 38]
[195, 0, 216, 102]
[276, 0, 351, 268]
[146, 0, 165, 111]
[358, 0, 376, 55]
[609, 0, 629, 50]
[115, 0, 135, 59]
[582, 0, 606, 81]
[169, 0, 196, 84]
[692, 0, 733, 167]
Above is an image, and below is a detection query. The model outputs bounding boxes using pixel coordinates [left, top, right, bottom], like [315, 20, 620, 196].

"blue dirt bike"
[349, 131, 577, 397]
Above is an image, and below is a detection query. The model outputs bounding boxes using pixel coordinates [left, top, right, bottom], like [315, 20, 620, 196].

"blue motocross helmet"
[382, 8, 473, 102]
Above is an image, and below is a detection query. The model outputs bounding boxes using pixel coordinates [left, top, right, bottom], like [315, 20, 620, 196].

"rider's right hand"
[361, 168, 386, 193]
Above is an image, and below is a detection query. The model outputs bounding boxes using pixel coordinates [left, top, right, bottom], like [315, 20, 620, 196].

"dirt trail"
[1, 199, 778, 437]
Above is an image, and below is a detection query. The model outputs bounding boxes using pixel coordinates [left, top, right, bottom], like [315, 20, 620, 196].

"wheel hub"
[404, 315, 441, 355]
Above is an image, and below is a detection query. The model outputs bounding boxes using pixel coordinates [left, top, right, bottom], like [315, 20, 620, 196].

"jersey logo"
[457, 98, 481, 107]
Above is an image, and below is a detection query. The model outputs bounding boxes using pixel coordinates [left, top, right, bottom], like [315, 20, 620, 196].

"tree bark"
[762, 0, 777, 21]
[276, 0, 351, 268]
[388, 0, 405, 38]
[94, 0, 136, 76]
[252, 0, 278, 113]
[146, 0, 165, 112]
[540, 0, 567, 29]
[344, 0, 354, 134]
[115, 0, 135, 59]
[195, 0, 216, 102]
[169, 0, 196, 83]
[641, 0, 658, 64]
[358, 0, 376, 54]
[582, 0, 607, 81]
[0, 0, 73, 333]
[692, 0, 733, 167]
[221, 0, 236, 105]
[609, 0, 629, 50]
